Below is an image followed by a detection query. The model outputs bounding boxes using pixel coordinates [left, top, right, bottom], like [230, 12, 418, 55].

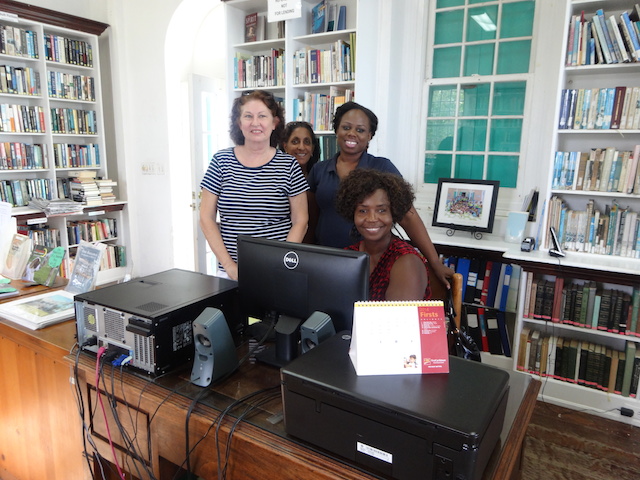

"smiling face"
[283, 126, 314, 167]
[354, 188, 393, 244]
[336, 108, 373, 157]
[238, 99, 278, 144]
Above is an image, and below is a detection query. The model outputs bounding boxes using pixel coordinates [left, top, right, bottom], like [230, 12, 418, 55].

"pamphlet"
[0, 241, 105, 330]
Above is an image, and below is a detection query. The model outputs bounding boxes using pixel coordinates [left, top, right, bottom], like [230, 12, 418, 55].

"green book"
[621, 341, 637, 397]
[630, 287, 640, 335]
[591, 293, 601, 329]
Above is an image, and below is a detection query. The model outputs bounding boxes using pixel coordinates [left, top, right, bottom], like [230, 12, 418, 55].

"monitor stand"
[255, 315, 302, 368]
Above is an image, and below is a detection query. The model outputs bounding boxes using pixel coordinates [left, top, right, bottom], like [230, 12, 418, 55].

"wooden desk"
[0, 299, 540, 480]
[69, 346, 540, 480]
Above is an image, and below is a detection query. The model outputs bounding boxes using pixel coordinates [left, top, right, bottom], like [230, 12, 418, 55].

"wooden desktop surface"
[0, 296, 540, 480]
[70, 342, 540, 480]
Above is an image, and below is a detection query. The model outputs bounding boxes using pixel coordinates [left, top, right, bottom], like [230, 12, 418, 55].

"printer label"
[356, 442, 393, 464]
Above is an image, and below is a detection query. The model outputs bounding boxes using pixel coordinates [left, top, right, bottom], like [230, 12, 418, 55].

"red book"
[244, 12, 258, 42]
[610, 86, 627, 129]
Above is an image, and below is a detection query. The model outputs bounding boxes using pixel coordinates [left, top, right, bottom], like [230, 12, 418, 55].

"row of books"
[558, 86, 640, 131]
[565, 6, 640, 66]
[50, 107, 98, 135]
[60, 243, 126, 278]
[98, 243, 126, 272]
[545, 196, 640, 257]
[517, 329, 640, 399]
[53, 143, 100, 169]
[0, 143, 46, 170]
[233, 49, 285, 89]
[0, 104, 45, 133]
[17, 224, 61, 249]
[551, 146, 640, 194]
[291, 87, 353, 131]
[67, 218, 118, 246]
[318, 134, 338, 161]
[523, 275, 640, 337]
[292, 37, 355, 85]
[0, 178, 54, 206]
[0, 25, 38, 59]
[465, 305, 512, 357]
[311, 0, 347, 34]
[44, 34, 93, 67]
[442, 256, 521, 314]
[47, 71, 95, 102]
[0, 65, 40, 96]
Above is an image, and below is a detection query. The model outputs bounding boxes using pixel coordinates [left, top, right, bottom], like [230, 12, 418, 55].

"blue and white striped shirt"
[200, 147, 309, 267]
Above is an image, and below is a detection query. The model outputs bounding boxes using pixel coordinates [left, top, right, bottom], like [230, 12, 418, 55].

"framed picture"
[432, 178, 500, 234]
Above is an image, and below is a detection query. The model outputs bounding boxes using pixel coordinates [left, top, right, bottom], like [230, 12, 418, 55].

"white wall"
[12, 0, 564, 276]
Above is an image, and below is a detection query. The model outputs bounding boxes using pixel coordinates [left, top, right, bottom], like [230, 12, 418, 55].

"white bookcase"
[224, 0, 358, 143]
[506, 0, 640, 428]
[0, 9, 127, 285]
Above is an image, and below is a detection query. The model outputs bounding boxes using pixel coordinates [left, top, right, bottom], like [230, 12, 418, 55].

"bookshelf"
[504, 1, 640, 427]
[224, 0, 358, 152]
[544, 1, 640, 260]
[0, 8, 127, 286]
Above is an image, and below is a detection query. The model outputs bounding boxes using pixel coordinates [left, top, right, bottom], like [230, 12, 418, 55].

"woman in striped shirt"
[199, 91, 309, 280]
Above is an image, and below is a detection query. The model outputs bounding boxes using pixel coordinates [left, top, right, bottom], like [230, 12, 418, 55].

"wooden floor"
[521, 400, 640, 480]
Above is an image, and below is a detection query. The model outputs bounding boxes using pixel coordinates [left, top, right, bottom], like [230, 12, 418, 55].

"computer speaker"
[190, 307, 238, 387]
[300, 311, 335, 353]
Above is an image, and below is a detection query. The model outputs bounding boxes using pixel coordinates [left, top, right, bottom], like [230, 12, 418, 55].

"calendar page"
[349, 301, 450, 376]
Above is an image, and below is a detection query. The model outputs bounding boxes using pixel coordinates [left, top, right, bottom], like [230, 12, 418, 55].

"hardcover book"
[311, 0, 327, 34]
[245, 12, 258, 42]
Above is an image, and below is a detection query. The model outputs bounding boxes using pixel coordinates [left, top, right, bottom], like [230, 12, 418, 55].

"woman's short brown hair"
[229, 90, 285, 147]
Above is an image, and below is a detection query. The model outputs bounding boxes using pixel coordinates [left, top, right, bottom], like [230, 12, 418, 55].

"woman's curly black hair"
[229, 90, 285, 147]
[335, 169, 415, 224]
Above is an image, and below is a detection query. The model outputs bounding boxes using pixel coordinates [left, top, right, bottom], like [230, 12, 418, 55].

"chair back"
[429, 271, 463, 330]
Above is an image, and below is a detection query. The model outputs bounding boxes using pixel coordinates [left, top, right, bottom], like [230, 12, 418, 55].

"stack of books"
[69, 170, 100, 206]
[95, 178, 117, 203]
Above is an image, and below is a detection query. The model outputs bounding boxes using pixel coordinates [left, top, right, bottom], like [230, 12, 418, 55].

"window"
[424, 0, 535, 189]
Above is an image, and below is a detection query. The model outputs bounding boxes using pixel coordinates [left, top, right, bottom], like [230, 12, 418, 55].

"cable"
[217, 388, 281, 479]
[95, 346, 126, 480]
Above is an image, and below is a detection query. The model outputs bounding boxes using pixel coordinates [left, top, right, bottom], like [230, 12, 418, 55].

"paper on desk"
[0, 290, 75, 330]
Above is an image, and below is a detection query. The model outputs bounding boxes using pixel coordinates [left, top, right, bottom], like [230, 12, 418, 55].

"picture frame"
[432, 178, 500, 235]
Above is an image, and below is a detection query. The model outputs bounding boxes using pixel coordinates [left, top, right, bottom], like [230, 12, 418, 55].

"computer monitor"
[237, 235, 369, 365]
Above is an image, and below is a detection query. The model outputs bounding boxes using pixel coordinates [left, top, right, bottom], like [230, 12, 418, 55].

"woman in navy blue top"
[306, 101, 452, 287]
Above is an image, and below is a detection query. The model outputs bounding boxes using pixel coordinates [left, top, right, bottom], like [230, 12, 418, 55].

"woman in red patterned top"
[336, 169, 431, 301]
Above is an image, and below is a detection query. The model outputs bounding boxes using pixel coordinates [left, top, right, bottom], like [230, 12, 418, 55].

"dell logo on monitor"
[283, 251, 299, 269]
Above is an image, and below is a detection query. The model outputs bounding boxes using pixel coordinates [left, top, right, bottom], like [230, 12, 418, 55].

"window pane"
[467, 6, 498, 42]
[457, 119, 487, 151]
[497, 40, 531, 74]
[437, 0, 464, 7]
[489, 118, 522, 152]
[425, 153, 452, 183]
[433, 47, 462, 78]
[455, 154, 485, 179]
[493, 81, 526, 115]
[487, 155, 519, 187]
[426, 119, 455, 150]
[501, 1, 535, 38]
[464, 43, 494, 76]
[434, 10, 464, 45]
[460, 83, 490, 116]
[429, 85, 458, 117]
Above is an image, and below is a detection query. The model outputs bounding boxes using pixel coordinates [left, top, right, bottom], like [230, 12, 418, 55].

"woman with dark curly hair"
[200, 90, 309, 280]
[336, 169, 430, 301]
[307, 100, 451, 288]
[280, 121, 320, 176]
